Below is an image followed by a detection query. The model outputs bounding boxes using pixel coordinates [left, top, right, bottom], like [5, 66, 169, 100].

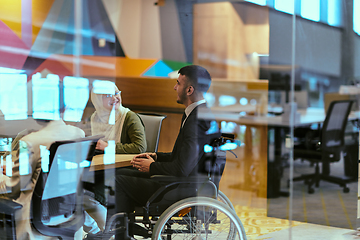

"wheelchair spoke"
[152, 197, 247, 240]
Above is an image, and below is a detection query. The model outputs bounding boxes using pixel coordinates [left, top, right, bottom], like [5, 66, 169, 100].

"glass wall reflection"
[0, 73, 28, 120]
[0, 0, 118, 238]
[0, 0, 358, 239]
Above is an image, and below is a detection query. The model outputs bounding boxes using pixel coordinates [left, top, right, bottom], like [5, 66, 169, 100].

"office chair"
[292, 100, 354, 194]
[0, 135, 100, 240]
[137, 113, 167, 152]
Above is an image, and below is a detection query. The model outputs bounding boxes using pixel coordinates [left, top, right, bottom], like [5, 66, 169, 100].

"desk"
[89, 154, 135, 204]
[199, 107, 360, 198]
[90, 154, 135, 171]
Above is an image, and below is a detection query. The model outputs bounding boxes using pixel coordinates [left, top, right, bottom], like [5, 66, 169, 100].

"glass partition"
[0, 0, 118, 236]
[193, 0, 359, 239]
[268, 0, 359, 239]
[0, 0, 359, 239]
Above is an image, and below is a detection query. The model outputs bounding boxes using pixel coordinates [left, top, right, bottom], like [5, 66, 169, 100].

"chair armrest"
[150, 175, 210, 184]
[0, 198, 22, 215]
[145, 175, 214, 210]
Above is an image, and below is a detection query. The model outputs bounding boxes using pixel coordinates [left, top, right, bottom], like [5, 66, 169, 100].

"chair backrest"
[31, 135, 101, 238]
[138, 113, 166, 152]
[321, 100, 353, 153]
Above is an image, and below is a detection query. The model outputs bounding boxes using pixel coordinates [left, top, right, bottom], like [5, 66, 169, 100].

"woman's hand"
[96, 139, 109, 151]
[131, 153, 155, 172]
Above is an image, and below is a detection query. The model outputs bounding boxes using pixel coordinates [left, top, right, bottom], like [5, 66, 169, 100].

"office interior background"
[0, 0, 360, 239]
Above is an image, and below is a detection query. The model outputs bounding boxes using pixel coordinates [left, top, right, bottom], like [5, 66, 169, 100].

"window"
[63, 76, 89, 122]
[244, 0, 267, 6]
[0, 73, 28, 120]
[354, 0, 360, 35]
[301, 0, 320, 22]
[32, 73, 60, 120]
[327, 0, 342, 26]
[274, 0, 294, 15]
[245, 0, 342, 28]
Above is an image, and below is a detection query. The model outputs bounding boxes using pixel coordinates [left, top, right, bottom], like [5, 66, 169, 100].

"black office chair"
[0, 135, 100, 240]
[100, 133, 247, 240]
[292, 100, 354, 194]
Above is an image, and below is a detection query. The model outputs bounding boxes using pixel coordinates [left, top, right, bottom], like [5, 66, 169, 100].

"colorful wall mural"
[0, 0, 190, 78]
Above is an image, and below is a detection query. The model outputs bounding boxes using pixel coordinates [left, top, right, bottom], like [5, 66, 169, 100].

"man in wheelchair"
[105, 66, 246, 240]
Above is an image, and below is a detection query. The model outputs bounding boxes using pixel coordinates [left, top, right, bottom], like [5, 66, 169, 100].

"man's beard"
[176, 89, 187, 104]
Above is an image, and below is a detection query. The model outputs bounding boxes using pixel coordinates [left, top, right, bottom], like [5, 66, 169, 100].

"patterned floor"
[218, 154, 359, 239]
[267, 160, 358, 229]
[235, 205, 304, 239]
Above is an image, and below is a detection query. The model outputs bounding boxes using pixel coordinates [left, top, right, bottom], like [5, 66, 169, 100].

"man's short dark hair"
[178, 65, 212, 93]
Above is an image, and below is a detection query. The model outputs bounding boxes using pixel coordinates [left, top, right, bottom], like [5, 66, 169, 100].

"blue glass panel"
[92, 80, 116, 94]
[275, 0, 294, 14]
[301, 0, 320, 22]
[63, 76, 89, 122]
[327, 0, 341, 26]
[244, 0, 266, 6]
[32, 73, 60, 120]
[0, 73, 28, 120]
[354, 0, 360, 34]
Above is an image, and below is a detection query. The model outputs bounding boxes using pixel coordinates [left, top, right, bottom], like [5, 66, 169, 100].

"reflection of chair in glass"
[0, 135, 100, 239]
[104, 134, 247, 240]
[292, 100, 354, 194]
[137, 113, 167, 152]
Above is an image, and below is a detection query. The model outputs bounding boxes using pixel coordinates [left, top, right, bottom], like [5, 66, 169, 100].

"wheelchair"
[99, 133, 247, 240]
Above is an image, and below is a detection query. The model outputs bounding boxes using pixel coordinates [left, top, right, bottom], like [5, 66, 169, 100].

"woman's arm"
[115, 112, 147, 154]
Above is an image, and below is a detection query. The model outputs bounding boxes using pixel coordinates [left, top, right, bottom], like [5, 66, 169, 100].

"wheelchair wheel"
[152, 197, 247, 240]
[218, 190, 235, 211]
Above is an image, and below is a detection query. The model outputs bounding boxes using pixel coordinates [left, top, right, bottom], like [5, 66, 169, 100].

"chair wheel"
[308, 188, 314, 194]
[343, 187, 350, 193]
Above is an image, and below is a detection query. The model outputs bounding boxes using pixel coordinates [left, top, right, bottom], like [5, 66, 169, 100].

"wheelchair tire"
[152, 197, 247, 240]
[217, 190, 236, 238]
[218, 190, 235, 211]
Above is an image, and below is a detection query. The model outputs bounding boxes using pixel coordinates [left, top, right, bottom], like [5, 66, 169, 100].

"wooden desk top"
[89, 154, 136, 171]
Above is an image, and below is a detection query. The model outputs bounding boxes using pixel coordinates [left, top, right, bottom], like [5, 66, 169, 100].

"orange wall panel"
[0, 0, 22, 39]
[115, 58, 156, 77]
[46, 55, 157, 78]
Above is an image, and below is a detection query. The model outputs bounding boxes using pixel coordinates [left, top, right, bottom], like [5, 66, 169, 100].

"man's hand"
[131, 153, 155, 172]
[96, 139, 108, 151]
[147, 152, 157, 161]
